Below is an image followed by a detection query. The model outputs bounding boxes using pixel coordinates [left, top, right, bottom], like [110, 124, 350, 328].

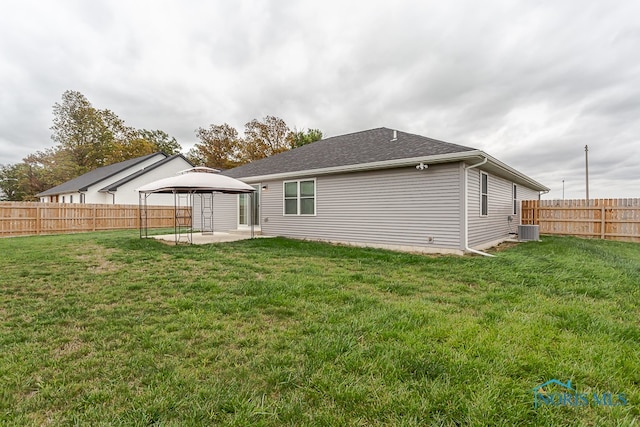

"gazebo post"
[250, 191, 254, 239]
[138, 192, 144, 239]
[173, 190, 178, 245]
[189, 191, 194, 244]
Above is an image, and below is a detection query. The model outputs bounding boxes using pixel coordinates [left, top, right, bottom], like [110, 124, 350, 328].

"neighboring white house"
[37, 153, 193, 205]
[198, 128, 549, 255]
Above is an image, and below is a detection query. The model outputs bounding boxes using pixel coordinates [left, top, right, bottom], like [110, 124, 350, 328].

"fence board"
[0, 202, 188, 237]
[521, 199, 640, 242]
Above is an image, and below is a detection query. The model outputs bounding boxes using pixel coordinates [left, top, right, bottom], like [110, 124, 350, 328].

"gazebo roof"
[137, 167, 255, 194]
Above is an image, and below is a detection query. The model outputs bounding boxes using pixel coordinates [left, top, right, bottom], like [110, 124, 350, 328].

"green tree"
[107, 138, 156, 164]
[23, 148, 77, 192]
[241, 116, 291, 163]
[99, 108, 144, 165]
[289, 128, 323, 148]
[50, 91, 164, 171]
[51, 91, 114, 172]
[0, 163, 28, 201]
[138, 129, 182, 155]
[185, 148, 205, 168]
[188, 117, 323, 169]
[0, 159, 54, 201]
[190, 124, 241, 169]
[3, 90, 185, 200]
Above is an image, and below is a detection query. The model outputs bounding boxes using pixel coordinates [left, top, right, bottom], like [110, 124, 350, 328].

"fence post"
[93, 205, 97, 231]
[36, 205, 41, 235]
[601, 206, 605, 239]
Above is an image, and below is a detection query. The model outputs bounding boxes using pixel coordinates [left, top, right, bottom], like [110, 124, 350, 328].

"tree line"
[0, 90, 322, 201]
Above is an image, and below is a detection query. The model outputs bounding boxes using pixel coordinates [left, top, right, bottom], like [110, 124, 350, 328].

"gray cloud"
[1, 0, 639, 199]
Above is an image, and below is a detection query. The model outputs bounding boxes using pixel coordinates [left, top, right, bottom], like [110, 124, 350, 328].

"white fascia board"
[481, 153, 550, 192]
[235, 149, 549, 192]
[235, 150, 486, 182]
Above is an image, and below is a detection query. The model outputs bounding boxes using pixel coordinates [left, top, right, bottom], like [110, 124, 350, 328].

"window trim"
[283, 179, 316, 216]
[283, 181, 298, 215]
[480, 172, 488, 217]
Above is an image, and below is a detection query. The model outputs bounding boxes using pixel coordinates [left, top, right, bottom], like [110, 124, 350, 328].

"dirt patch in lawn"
[488, 241, 521, 253]
[74, 244, 120, 273]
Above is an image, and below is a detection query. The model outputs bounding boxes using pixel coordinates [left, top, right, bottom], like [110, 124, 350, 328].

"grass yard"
[1, 232, 639, 426]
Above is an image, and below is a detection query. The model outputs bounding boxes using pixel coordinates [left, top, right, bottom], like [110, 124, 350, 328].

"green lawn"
[1, 232, 638, 426]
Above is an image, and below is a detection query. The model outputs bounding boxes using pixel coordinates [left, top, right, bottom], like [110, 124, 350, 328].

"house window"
[284, 182, 298, 214]
[70, 195, 73, 203]
[512, 184, 518, 215]
[80, 193, 85, 204]
[480, 172, 488, 216]
[283, 179, 315, 215]
[62, 196, 65, 203]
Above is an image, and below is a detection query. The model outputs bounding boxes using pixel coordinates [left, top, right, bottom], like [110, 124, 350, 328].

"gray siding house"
[201, 128, 548, 255]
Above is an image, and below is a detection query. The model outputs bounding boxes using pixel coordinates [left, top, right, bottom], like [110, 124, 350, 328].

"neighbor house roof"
[99, 154, 193, 192]
[223, 127, 549, 191]
[37, 152, 166, 197]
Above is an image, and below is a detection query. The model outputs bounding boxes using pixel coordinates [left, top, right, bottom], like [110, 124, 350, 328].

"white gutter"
[478, 152, 549, 192]
[464, 157, 495, 257]
[232, 150, 486, 182]
[232, 149, 549, 193]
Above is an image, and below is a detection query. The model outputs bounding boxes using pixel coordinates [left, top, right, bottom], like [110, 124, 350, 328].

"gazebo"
[137, 167, 256, 244]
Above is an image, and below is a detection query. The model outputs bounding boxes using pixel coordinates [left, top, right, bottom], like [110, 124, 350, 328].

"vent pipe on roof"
[390, 130, 398, 142]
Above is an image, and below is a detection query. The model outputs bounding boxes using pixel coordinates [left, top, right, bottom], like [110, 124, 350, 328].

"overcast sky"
[1, 0, 639, 199]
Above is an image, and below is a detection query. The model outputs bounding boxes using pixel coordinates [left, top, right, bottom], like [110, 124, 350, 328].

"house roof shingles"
[100, 154, 193, 192]
[37, 152, 166, 197]
[223, 127, 475, 179]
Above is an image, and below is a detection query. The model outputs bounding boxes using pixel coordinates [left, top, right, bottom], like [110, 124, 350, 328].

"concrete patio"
[150, 231, 270, 245]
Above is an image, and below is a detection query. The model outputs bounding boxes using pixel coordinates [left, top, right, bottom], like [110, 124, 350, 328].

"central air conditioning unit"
[518, 225, 540, 241]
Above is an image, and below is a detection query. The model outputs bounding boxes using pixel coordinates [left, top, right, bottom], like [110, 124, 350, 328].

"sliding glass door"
[238, 185, 260, 228]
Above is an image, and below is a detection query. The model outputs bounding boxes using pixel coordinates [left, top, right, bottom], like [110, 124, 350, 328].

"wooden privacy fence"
[521, 199, 640, 243]
[0, 202, 188, 237]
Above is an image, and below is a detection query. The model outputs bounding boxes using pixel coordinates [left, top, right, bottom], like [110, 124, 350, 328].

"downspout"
[107, 191, 116, 204]
[464, 157, 495, 257]
[539, 189, 550, 200]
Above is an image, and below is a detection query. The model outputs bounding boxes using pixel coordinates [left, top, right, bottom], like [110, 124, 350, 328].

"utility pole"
[585, 145, 590, 203]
